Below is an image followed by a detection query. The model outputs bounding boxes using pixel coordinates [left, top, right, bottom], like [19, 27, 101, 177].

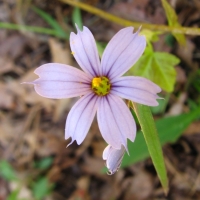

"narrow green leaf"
[72, 7, 83, 30]
[161, 0, 186, 45]
[131, 49, 180, 92]
[0, 22, 60, 37]
[31, 6, 68, 39]
[132, 103, 168, 193]
[0, 160, 17, 181]
[122, 106, 200, 166]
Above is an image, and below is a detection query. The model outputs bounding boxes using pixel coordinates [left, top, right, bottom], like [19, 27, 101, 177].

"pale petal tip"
[74, 23, 84, 33]
[124, 144, 129, 156]
[75, 23, 80, 32]
[66, 138, 75, 147]
[138, 25, 142, 32]
[66, 137, 83, 147]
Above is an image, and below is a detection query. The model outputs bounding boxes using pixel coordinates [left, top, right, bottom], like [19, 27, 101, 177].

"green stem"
[0, 22, 61, 37]
[59, 0, 200, 36]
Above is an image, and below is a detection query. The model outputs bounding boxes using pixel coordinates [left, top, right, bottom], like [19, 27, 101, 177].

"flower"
[24, 25, 161, 151]
[103, 145, 126, 175]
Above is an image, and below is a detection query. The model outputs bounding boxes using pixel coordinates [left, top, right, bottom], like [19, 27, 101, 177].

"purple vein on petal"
[34, 63, 92, 81]
[111, 76, 161, 93]
[111, 88, 160, 106]
[101, 27, 134, 76]
[101, 27, 146, 79]
[65, 92, 98, 146]
[31, 79, 91, 99]
[106, 31, 139, 77]
[108, 34, 145, 79]
[111, 76, 161, 106]
[106, 95, 128, 149]
[24, 63, 92, 99]
[70, 26, 100, 77]
[97, 94, 136, 150]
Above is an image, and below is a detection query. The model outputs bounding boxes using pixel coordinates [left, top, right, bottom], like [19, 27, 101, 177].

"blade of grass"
[31, 6, 69, 39]
[72, 7, 83, 30]
[0, 22, 61, 37]
[122, 106, 200, 166]
[132, 103, 168, 194]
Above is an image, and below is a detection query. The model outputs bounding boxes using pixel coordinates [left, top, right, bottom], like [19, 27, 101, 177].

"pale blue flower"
[25, 26, 161, 152]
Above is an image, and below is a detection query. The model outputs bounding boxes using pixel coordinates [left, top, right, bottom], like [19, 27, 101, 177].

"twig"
[58, 0, 200, 36]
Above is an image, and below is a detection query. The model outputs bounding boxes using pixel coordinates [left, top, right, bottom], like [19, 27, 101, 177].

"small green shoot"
[161, 0, 186, 45]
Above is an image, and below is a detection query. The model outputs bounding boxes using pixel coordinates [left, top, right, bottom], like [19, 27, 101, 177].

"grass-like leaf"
[72, 7, 83, 30]
[31, 6, 68, 39]
[132, 103, 168, 193]
[122, 105, 200, 192]
[0, 22, 60, 36]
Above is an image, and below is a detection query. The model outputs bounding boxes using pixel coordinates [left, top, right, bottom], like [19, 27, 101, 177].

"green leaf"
[32, 177, 53, 200]
[132, 103, 168, 193]
[122, 106, 200, 167]
[131, 50, 180, 92]
[7, 189, 19, 200]
[0, 160, 17, 181]
[34, 157, 53, 170]
[161, 0, 186, 45]
[72, 7, 83, 30]
[31, 6, 68, 39]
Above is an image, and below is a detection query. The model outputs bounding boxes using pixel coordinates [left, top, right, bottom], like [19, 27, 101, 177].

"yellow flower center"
[91, 76, 111, 96]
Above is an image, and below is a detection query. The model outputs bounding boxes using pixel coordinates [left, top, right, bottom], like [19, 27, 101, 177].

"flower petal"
[103, 145, 126, 175]
[24, 63, 92, 99]
[97, 94, 136, 150]
[101, 27, 146, 79]
[65, 93, 98, 145]
[102, 145, 111, 160]
[70, 25, 101, 76]
[111, 76, 161, 106]
[34, 63, 92, 81]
